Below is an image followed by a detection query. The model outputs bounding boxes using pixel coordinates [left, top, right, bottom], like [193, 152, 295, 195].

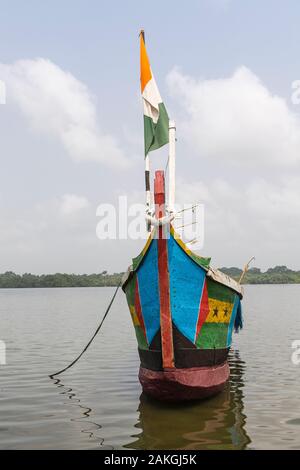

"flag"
[140, 32, 169, 156]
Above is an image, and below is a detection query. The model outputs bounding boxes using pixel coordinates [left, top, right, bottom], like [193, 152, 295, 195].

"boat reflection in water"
[125, 350, 251, 450]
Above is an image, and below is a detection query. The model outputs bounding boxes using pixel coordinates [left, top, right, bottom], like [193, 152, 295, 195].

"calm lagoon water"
[0, 285, 300, 450]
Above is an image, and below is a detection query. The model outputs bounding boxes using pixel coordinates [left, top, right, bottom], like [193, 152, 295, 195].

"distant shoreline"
[1, 266, 299, 288]
[0, 282, 299, 288]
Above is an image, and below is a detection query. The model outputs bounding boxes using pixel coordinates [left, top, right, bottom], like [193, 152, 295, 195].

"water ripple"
[1, 285, 300, 449]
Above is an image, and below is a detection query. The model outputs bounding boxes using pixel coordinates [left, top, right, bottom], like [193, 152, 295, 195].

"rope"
[49, 283, 121, 379]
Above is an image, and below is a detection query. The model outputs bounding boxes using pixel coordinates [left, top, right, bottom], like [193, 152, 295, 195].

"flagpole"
[145, 153, 152, 232]
[140, 29, 152, 232]
[168, 120, 176, 214]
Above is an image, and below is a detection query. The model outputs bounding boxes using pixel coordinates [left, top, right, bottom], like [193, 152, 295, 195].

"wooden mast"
[154, 170, 174, 369]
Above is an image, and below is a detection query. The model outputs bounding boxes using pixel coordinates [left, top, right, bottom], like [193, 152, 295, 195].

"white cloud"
[0, 58, 128, 168]
[1, 176, 300, 273]
[246, 177, 300, 217]
[178, 176, 300, 224]
[167, 66, 300, 166]
[2, 60, 300, 273]
[60, 194, 90, 215]
[0, 79, 6, 104]
[176, 176, 300, 269]
[0, 194, 145, 274]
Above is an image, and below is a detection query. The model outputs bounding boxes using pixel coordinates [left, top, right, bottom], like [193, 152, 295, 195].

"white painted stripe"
[145, 154, 152, 232]
[142, 73, 163, 124]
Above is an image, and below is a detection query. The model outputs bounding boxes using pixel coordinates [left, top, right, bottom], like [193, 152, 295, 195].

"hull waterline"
[139, 363, 230, 402]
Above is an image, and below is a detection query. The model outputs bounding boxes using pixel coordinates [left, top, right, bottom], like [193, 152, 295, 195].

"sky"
[1, 0, 300, 274]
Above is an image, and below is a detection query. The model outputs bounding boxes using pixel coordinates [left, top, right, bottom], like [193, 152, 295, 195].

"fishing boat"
[122, 31, 244, 402]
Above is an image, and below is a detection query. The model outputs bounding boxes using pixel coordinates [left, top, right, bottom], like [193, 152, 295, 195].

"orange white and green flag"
[140, 32, 169, 156]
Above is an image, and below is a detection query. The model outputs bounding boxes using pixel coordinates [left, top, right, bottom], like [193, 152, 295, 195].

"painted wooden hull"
[139, 363, 230, 402]
[122, 224, 243, 402]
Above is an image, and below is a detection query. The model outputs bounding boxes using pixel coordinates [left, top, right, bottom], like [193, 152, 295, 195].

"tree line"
[0, 271, 124, 288]
[0, 266, 299, 288]
[220, 265, 300, 284]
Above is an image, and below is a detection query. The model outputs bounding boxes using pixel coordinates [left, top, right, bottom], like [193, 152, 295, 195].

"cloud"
[176, 176, 300, 269]
[178, 176, 300, 224]
[0, 193, 147, 274]
[0, 58, 128, 168]
[60, 194, 90, 215]
[246, 177, 300, 217]
[0, 195, 96, 273]
[167, 66, 300, 166]
[0, 79, 5, 104]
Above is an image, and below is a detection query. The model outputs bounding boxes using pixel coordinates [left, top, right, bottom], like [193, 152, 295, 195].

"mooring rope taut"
[49, 283, 121, 379]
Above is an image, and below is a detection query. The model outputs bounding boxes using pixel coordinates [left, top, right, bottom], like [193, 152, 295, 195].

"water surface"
[0, 285, 300, 449]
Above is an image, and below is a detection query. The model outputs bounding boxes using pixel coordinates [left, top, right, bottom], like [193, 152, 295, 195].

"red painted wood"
[134, 278, 147, 343]
[195, 280, 210, 341]
[154, 170, 174, 369]
[139, 363, 230, 402]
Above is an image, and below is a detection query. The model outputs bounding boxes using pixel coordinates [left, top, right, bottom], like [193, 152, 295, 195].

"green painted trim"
[170, 226, 211, 270]
[188, 252, 211, 270]
[196, 323, 229, 349]
[207, 278, 235, 303]
[135, 325, 149, 350]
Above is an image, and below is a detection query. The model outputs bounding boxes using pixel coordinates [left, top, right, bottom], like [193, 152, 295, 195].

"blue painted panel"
[168, 235, 206, 343]
[226, 295, 239, 347]
[137, 239, 161, 344]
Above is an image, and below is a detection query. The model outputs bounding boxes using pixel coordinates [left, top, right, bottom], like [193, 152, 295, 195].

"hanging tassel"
[234, 299, 243, 333]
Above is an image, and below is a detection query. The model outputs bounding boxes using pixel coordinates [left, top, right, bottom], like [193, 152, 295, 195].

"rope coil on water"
[49, 283, 121, 379]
